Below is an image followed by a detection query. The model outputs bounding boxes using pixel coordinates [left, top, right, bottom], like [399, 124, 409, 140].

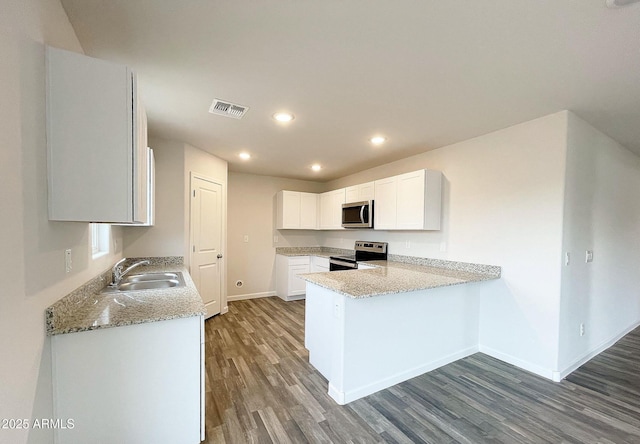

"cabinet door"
[289, 264, 310, 295]
[374, 177, 397, 229]
[46, 46, 147, 223]
[300, 192, 318, 229]
[346, 182, 374, 203]
[133, 91, 149, 224]
[146, 148, 156, 226]
[345, 186, 359, 203]
[311, 256, 330, 272]
[322, 188, 345, 230]
[52, 317, 201, 443]
[396, 170, 426, 230]
[319, 192, 334, 229]
[277, 191, 301, 229]
[359, 182, 375, 201]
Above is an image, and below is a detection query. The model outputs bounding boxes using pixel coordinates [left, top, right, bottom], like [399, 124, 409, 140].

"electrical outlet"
[406, 241, 411, 249]
[64, 249, 72, 273]
[440, 242, 447, 252]
[273, 235, 279, 243]
[580, 323, 585, 336]
[243, 235, 249, 243]
[565, 252, 570, 266]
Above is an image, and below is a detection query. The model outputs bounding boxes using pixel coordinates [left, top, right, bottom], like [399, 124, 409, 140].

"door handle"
[217, 254, 223, 259]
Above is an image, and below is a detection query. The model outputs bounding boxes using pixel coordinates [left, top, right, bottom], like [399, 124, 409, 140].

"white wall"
[0, 2, 124, 443]
[321, 112, 569, 376]
[124, 138, 185, 258]
[558, 113, 640, 374]
[227, 172, 324, 299]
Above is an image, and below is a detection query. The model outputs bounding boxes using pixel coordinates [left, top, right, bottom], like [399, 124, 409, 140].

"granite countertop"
[46, 260, 205, 336]
[299, 256, 501, 299]
[275, 246, 353, 258]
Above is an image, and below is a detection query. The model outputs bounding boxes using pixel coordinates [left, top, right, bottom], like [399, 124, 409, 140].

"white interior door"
[190, 176, 223, 318]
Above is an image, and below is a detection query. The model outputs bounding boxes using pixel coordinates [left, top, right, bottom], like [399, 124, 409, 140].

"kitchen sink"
[122, 272, 181, 283]
[101, 271, 185, 293]
[117, 280, 182, 291]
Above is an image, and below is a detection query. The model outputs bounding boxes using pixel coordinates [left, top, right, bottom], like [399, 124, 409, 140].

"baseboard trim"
[329, 345, 479, 405]
[227, 291, 276, 302]
[555, 320, 640, 381]
[479, 345, 556, 381]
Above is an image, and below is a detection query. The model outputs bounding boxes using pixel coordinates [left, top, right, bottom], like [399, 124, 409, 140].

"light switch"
[585, 250, 593, 263]
[65, 249, 72, 273]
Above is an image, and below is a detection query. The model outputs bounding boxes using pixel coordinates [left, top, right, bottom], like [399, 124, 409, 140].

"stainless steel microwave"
[341, 200, 373, 228]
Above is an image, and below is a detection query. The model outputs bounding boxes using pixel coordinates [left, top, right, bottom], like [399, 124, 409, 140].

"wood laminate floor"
[203, 297, 640, 443]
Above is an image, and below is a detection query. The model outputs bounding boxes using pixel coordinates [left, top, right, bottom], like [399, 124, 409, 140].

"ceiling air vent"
[208, 99, 249, 119]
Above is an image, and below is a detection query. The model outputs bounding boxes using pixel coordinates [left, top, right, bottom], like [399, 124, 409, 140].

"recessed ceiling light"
[370, 136, 387, 145]
[311, 164, 322, 172]
[239, 152, 251, 160]
[273, 112, 295, 122]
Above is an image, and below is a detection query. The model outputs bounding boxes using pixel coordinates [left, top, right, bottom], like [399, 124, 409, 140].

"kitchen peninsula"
[299, 256, 501, 405]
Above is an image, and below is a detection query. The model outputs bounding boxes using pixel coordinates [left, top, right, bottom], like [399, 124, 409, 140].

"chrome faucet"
[110, 258, 151, 287]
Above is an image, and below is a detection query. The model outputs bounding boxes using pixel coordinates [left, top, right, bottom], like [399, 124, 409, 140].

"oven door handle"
[330, 259, 358, 269]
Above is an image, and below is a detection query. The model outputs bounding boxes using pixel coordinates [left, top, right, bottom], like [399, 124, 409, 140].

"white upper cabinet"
[300, 192, 318, 229]
[276, 191, 317, 229]
[319, 188, 346, 230]
[46, 46, 152, 224]
[345, 181, 374, 203]
[276, 170, 441, 231]
[373, 176, 398, 230]
[374, 169, 442, 230]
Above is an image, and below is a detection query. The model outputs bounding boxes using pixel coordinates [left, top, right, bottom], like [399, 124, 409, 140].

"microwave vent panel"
[208, 99, 249, 119]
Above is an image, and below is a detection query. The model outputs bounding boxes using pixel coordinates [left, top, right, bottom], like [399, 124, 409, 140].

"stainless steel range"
[329, 241, 388, 271]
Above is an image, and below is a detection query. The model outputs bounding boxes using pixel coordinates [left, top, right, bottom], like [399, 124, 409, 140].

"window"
[90, 223, 111, 258]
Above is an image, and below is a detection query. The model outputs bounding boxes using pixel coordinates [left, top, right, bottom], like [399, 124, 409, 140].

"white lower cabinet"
[311, 256, 330, 272]
[52, 316, 203, 444]
[276, 255, 310, 301]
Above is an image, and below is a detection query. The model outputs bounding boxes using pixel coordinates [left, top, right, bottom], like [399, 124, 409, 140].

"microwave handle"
[360, 205, 366, 223]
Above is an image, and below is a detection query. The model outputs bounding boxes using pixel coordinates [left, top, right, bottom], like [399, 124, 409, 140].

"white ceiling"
[60, 0, 640, 181]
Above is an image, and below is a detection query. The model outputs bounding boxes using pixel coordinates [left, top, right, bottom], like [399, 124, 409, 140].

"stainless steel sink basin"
[122, 272, 181, 283]
[102, 271, 185, 293]
[117, 279, 182, 291]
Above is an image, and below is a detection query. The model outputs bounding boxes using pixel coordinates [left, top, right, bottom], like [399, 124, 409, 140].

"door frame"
[189, 172, 227, 315]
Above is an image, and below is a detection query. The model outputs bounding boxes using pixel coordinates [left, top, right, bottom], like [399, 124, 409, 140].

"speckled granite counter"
[46, 257, 205, 335]
[275, 246, 353, 258]
[300, 256, 500, 298]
